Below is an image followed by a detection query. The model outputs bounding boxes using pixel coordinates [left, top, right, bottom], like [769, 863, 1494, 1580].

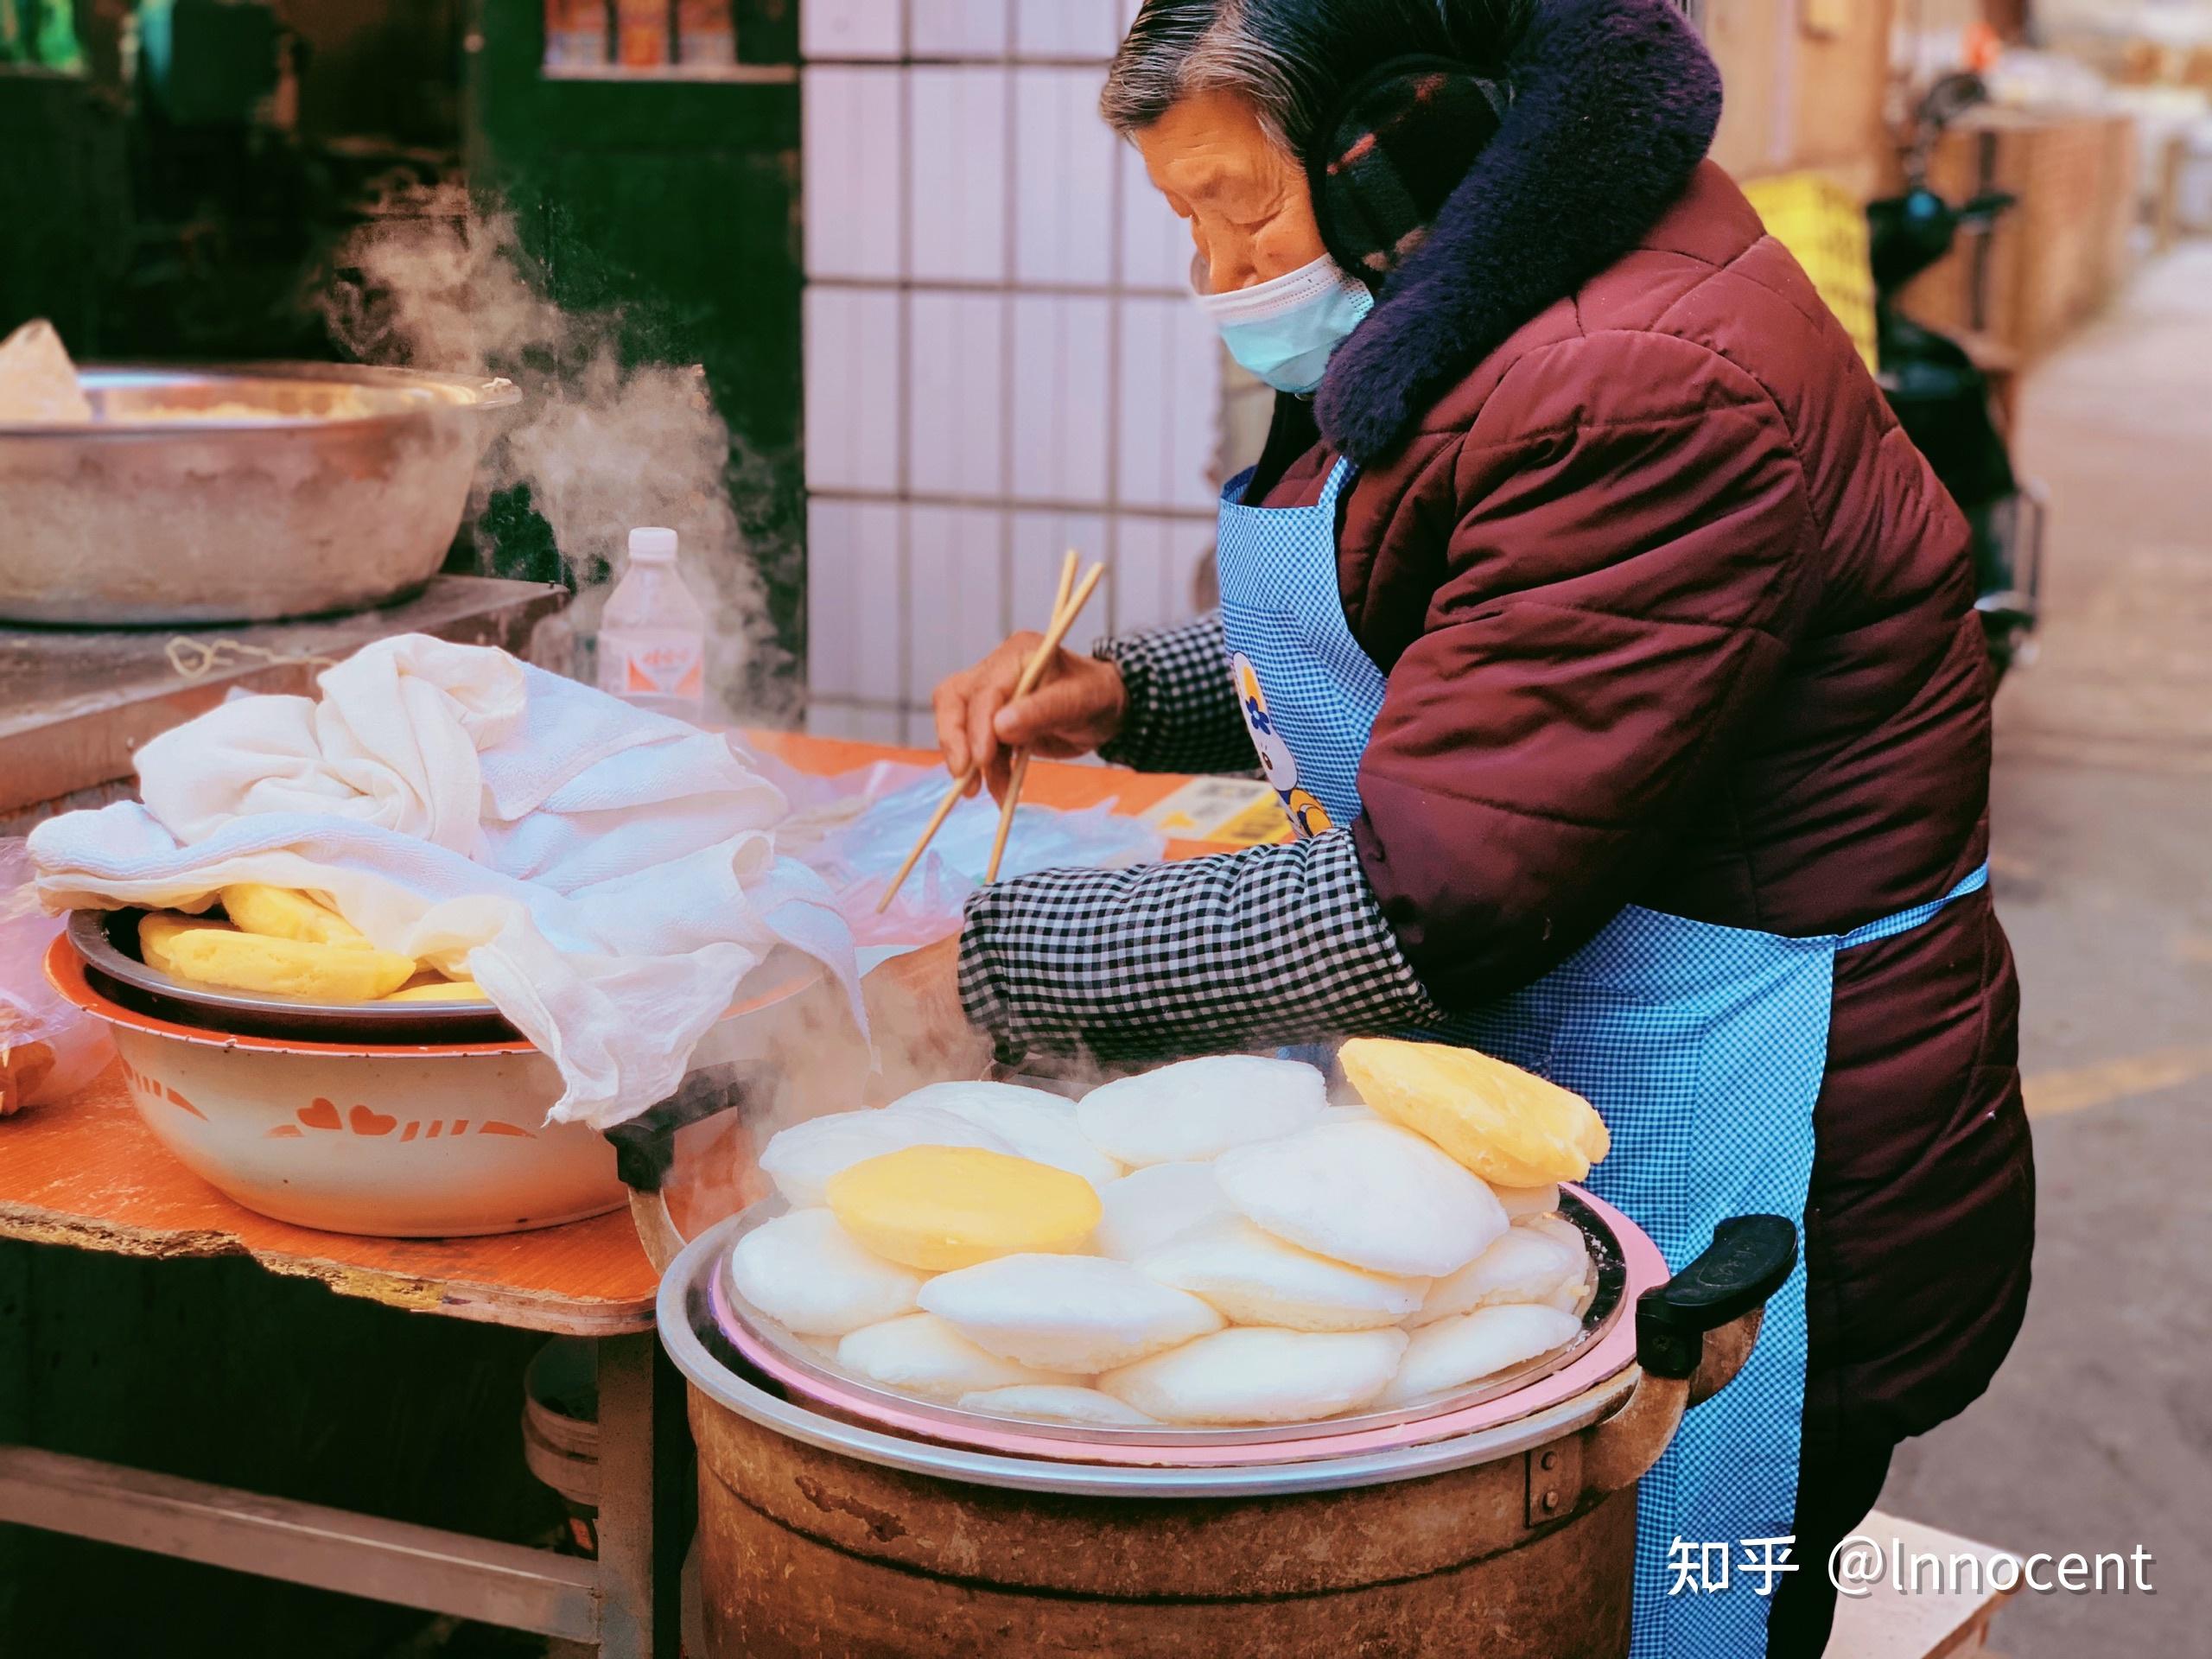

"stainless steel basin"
[0, 363, 518, 626]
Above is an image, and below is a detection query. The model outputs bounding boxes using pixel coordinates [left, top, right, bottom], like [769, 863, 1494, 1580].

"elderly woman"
[877, 3, 2034, 1653]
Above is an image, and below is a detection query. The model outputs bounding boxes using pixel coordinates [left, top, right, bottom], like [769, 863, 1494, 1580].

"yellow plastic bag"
[1741, 172, 1879, 373]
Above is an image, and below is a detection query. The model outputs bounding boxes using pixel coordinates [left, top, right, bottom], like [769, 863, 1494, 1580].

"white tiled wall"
[803, 0, 1228, 746]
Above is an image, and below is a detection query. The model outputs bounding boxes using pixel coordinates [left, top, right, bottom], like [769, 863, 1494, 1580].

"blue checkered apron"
[1217, 455, 1989, 1659]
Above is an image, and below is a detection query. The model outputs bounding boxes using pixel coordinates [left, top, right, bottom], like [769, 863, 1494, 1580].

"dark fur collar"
[1315, 0, 1724, 463]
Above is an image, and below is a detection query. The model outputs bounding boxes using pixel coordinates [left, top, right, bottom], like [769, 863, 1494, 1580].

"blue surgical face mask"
[1190, 254, 1375, 395]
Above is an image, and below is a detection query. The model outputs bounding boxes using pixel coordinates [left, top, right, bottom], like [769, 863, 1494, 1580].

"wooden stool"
[1823, 1510, 2018, 1658]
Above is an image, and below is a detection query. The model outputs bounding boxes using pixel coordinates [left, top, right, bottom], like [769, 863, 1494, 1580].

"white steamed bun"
[918, 1254, 1224, 1372]
[1550, 1229, 1592, 1305]
[727, 1209, 924, 1337]
[758, 1106, 1011, 1207]
[1313, 1105, 1381, 1128]
[1518, 1211, 1587, 1250]
[1213, 1119, 1509, 1277]
[1382, 1304, 1584, 1407]
[1101, 1327, 1408, 1425]
[1077, 1056, 1326, 1166]
[1138, 1217, 1427, 1331]
[836, 1313, 1073, 1400]
[1412, 1226, 1585, 1327]
[1504, 1210, 1591, 1310]
[1093, 1161, 1237, 1262]
[958, 1385, 1163, 1427]
[1495, 1183, 1563, 1219]
[889, 1081, 1123, 1188]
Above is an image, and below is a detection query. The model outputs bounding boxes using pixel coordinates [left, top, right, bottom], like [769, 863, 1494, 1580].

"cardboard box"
[1902, 108, 2139, 361]
[1707, 0, 1899, 200]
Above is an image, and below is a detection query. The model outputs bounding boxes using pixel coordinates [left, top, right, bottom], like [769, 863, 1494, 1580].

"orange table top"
[741, 729, 1251, 863]
[0, 735, 1243, 1336]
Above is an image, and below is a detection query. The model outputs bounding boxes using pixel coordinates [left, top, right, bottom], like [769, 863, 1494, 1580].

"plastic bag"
[0, 839, 112, 1115]
[753, 756, 1166, 951]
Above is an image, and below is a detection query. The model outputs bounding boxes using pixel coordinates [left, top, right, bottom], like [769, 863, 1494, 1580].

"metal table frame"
[0, 1328, 690, 1657]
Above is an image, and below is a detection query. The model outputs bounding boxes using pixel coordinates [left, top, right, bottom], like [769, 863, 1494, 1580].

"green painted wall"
[465, 0, 806, 711]
[0, 72, 128, 348]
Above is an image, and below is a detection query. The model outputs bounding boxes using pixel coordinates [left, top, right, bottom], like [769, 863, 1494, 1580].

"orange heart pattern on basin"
[297, 1097, 342, 1131]
[120, 1063, 543, 1146]
[266, 1096, 539, 1141]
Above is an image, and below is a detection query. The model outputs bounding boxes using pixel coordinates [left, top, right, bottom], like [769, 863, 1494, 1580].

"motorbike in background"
[1868, 72, 2047, 680]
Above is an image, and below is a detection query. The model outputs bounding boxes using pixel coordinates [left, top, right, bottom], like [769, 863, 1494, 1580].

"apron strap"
[1316, 454, 1357, 511]
[1838, 861, 1991, 950]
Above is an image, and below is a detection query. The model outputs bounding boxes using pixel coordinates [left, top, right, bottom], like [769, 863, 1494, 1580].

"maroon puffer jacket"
[1261, 162, 2033, 1448]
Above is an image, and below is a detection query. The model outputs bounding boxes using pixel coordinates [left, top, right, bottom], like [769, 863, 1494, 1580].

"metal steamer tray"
[682, 1190, 1657, 1475]
[67, 908, 523, 1046]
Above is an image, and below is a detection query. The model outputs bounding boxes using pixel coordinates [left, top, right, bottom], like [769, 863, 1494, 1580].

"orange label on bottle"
[602, 636, 705, 702]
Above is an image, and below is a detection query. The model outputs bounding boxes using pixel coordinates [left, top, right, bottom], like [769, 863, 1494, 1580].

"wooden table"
[0, 575, 569, 838]
[741, 728, 1273, 863]
[0, 734, 1254, 1658]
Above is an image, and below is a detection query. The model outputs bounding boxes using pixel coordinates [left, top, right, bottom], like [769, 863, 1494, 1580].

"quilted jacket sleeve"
[958, 830, 1442, 1063]
[1092, 612, 1258, 777]
[1352, 331, 1825, 1010]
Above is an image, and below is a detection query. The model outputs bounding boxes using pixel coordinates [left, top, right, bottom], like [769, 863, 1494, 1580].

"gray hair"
[1101, 0, 1535, 154]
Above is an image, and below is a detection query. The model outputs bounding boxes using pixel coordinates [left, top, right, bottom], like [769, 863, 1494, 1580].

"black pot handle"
[1634, 1215, 1798, 1381]
[602, 1062, 760, 1193]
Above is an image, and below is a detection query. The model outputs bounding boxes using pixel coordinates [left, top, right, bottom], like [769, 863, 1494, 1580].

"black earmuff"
[1306, 54, 1513, 281]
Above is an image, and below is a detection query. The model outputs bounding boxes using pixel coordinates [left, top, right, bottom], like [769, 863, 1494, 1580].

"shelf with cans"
[543, 0, 793, 81]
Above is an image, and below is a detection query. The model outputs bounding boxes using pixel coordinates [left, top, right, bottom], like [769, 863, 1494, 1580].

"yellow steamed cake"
[142, 912, 418, 1003]
[219, 883, 373, 950]
[137, 912, 236, 977]
[380, 979, 492, 1003]
[1338, 1037, 1611, 1188]
[825, 1145, 1103, 1271]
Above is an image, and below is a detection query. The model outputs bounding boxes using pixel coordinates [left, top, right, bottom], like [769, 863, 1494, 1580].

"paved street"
[1877, 242, 2212, 1656]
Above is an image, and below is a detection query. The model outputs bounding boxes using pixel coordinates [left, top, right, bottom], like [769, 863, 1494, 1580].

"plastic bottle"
[598, 527, 709, 723]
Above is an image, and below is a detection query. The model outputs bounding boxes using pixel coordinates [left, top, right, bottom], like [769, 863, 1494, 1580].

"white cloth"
[31, 634, 861, 1130]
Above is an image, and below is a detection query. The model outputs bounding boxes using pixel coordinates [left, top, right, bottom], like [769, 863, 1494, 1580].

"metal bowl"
[68, 906, 523, 1045]
[67, 906, 823, 1053]
[0, 364, 518, 627]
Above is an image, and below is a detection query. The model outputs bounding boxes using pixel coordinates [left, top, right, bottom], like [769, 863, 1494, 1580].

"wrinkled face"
[1133, 91, 1329, 295]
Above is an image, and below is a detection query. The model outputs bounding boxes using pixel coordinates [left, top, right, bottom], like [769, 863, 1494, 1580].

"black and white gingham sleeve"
[957, 829, 1443, 1063]
[1093, 611, 1257, 776]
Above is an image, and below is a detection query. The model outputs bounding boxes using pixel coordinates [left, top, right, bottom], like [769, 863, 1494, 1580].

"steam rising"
[317, 189, 1123, 1229]
[319, 182, 788, 713]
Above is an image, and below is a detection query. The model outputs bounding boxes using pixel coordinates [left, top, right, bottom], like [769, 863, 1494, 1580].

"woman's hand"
[933, 634, 1128, 802]
[860, 937, 994, 1103]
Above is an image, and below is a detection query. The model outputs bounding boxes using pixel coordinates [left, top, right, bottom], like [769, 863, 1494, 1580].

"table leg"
[595, 1332, 693, 1659]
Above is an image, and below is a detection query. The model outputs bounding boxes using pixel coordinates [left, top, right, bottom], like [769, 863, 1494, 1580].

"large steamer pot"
[662, 1209, 1796, 1658]
[0, 364, 518, 626]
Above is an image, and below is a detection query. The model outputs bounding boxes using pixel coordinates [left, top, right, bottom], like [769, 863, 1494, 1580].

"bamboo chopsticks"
[875, 554, 1105, 913]
[985, 551, 1081, 884]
